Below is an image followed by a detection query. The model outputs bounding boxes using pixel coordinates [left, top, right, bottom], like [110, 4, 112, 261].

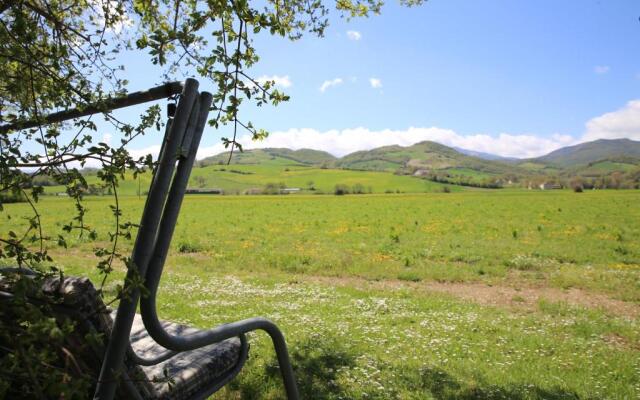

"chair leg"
[265, 324, 299, 400]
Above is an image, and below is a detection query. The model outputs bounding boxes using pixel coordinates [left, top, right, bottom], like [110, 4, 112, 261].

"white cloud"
[594, 65, 610, 74]
[255, 75, 292, 88]
[194, 127, 574, 159]
[346, 30, 362, 41]
[582, 100, 640, 141]
[319, 78, 343, 93]
[369, 78, 382, 89]
[123, 100, 640, 162]
[129, 144, 162, 160]
[101, 133, 112, 146]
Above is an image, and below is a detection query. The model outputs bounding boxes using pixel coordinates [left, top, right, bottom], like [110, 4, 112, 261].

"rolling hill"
[453, 147, 518, 162]
[198, 148, 336, 167]
[42, 160, 457, 196]
[200, 139, 640, 174]
[194, 138, 640, 189]
[194, 141, 534, 188]
[334, 141, 521, 176]
[196, 142, 527, 187]
[40, 138, 640, 196]
[528, 138, 640, 167]
[566, 159, 640, 178]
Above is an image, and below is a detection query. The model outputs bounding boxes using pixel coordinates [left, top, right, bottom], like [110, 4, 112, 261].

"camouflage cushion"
[128, 314, 242, 400]
[1, 273, 243, 400]
[39, 275, 157, 398]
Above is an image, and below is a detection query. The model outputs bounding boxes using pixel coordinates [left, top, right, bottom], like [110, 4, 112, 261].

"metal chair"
[0, 79, 300, 400]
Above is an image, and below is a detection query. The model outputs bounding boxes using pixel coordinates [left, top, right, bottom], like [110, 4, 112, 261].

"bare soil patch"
[307, 276, 640, 319]
[420, 281, 639, 319]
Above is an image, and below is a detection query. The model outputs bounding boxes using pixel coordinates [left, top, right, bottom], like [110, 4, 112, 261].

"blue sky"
[96, 0, 640, 159]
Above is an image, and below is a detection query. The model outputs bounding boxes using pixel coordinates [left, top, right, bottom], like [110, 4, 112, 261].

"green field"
[190, 164, 455, 194]
[572, 160, 639, 176]
[2, 191, 639, 399]
[43, 163, 457, 195]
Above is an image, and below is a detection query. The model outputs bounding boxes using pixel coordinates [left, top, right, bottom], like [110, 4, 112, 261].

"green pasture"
[572, 160, 639, 176]
[2, 190, 639, 399]
[190, 164, 453, 194]
[587, 161, 638, 172]
[440, 167, 496, 182]
[42, 163, 454, 195]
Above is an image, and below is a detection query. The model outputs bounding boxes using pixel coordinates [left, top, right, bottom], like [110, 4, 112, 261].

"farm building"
[412, 169, 430, 177]
[538, 182, 562, 190]
[185, 188, 224, 194]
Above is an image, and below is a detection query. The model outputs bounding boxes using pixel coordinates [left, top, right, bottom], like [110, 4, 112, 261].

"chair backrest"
[96, 78, 212, 400]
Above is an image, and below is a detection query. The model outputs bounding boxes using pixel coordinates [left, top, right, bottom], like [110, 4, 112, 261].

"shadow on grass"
[229, 335, 356, 399]
[228, 339, 591, 399]
[418, 367, 586, 400]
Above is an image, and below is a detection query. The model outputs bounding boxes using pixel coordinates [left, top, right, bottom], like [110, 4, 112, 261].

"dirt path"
[307, 276, 640, 319]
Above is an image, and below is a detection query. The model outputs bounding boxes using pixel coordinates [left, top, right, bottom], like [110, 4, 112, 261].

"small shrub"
[334, 184, 350, 195]
[442, 186, 451, 193]
[397, 272, 421, 282]
[570, 176, 585, 192]
[0, 189, 27, 203]
[352, 183, 365, 194]
[263, 182, 285, 195]
[177, 241, 203, 253]
[614, 246, 629, 255]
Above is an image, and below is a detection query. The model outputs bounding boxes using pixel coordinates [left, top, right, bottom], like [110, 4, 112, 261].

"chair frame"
[0, 78, 300, 400]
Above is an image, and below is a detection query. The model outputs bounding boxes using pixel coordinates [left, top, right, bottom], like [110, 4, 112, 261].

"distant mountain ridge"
[198, 148, 336, 167]
[333, 140, 523, 175]
[197, 138, 640, 185]
[527, 139, 640, 167]
[453, 147, 518, 162]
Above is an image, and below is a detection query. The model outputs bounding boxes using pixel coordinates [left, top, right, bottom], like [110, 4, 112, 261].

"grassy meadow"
[42, 162, 456, 196]
[189, 163, 455, 194]
[2, 190, 639, 399]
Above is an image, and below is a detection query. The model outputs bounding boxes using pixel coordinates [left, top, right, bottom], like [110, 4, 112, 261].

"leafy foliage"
[0, 270, 93, 399]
